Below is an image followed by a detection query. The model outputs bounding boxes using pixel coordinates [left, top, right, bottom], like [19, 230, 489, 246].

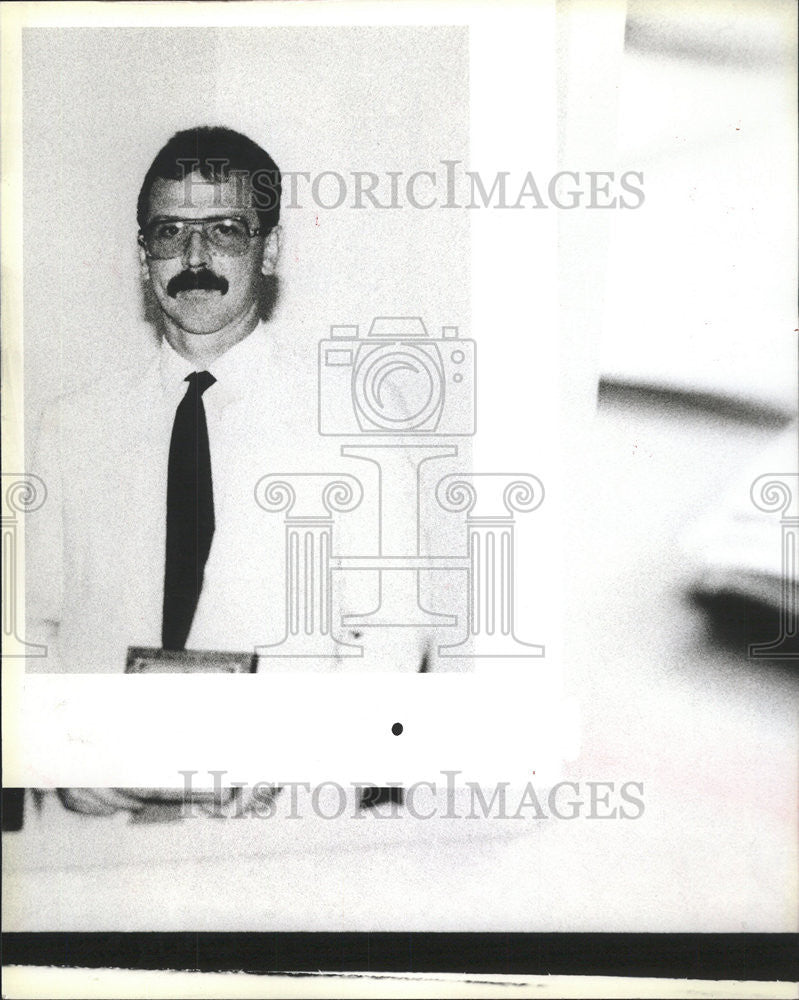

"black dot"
[391, 722, 403, 736]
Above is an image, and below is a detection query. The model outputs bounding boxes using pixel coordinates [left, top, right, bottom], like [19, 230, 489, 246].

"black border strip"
[2, 934, 797, 981]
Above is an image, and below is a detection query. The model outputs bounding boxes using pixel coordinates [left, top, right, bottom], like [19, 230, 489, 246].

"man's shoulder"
[34, 357, 163, 456]
[40, 357, 161, 422]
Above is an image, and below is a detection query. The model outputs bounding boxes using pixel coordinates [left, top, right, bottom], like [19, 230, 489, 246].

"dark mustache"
[167, 269, 229, 298]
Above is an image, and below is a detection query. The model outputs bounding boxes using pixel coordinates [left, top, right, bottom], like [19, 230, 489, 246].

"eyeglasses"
[138, 216, 262, 259]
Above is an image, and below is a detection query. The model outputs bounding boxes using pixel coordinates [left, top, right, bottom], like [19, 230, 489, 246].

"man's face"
[140, 172, 278, 336]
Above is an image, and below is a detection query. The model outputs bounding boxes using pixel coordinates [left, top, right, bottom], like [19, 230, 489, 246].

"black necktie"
[162, 370, 216, 650]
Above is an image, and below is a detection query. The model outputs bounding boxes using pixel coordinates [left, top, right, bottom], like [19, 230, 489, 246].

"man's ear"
[261, 225, 280, 276]
[138, 243, 151, 282]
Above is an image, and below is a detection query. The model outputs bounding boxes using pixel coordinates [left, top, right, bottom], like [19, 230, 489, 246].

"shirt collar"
[158, 321, 271, 406]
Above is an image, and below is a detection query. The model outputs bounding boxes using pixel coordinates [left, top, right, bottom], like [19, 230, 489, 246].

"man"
[26, 126, 437, 815]
[29, 125, 367, 669]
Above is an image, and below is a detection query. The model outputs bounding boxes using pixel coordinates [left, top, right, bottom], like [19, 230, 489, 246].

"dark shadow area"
[1, 788, 25, 832]
[598, 378, 792, 429]
[688, 589, 798, 663]
[358, 786, 405, 810]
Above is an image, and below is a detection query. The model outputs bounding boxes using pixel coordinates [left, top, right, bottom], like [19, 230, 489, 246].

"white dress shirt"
[26, 321, 449, 673]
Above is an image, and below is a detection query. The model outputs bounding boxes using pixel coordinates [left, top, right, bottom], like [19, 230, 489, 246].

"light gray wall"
[22, 26, 469, 427]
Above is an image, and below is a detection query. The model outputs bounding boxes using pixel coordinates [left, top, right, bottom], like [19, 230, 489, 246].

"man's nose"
[182, 228, 211, 268]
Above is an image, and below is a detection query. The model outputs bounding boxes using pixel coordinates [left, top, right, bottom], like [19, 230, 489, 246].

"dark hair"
[137, 125, 281, 233]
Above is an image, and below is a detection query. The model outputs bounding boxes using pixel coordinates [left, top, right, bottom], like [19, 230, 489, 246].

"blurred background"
[585, 0, 797, 650]
[604, 0, 796, 411]
[554, 0, 798, 934]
